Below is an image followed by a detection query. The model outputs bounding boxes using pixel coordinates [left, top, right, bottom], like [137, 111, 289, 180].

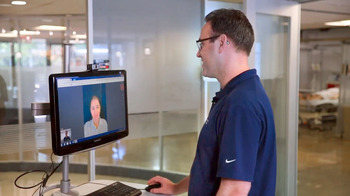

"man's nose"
[196, 50, 201, 57]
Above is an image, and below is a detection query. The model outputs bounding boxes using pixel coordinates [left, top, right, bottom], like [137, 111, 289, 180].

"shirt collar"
[213, 69, 257, 102]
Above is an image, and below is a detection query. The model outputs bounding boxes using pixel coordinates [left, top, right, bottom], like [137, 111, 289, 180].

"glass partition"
[90, 0, 202, 173]
[256, 13, 290, 195]
[0, 13, 87, 161]
[0, 0, 201, 175]
[338, 44, 350, 139]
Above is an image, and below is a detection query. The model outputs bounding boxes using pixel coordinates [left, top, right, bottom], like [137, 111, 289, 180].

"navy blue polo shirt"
[189, 69, 276, 195]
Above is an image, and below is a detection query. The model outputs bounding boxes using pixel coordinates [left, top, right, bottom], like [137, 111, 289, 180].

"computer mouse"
[145, 183, 161, 192]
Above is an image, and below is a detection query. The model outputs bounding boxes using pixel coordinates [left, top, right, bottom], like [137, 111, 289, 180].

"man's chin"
[201, 72, 214, 78]
[201, 70, 208, 77]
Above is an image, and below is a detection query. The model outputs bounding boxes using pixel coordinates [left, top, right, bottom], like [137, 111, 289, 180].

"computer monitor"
[49, 70, 128, 156]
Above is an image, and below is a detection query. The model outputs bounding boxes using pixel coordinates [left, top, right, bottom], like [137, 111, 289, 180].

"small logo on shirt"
[205, 119, 209, 125]
[225, 159, 236, 164]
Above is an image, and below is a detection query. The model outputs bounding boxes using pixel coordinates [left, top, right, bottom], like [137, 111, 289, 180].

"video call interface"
[56, 74, 126, 147]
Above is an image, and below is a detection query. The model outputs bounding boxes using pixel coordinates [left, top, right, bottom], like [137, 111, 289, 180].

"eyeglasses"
[196, 35, 220, 50]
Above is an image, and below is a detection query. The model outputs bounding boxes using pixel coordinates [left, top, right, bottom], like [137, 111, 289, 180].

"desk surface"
[51, 179, 166, 196]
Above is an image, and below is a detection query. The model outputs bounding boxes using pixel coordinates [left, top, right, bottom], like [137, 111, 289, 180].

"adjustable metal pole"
[60, 155, 71, 194]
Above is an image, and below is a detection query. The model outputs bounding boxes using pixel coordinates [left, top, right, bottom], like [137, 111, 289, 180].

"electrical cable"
[14, 153, 63, 196]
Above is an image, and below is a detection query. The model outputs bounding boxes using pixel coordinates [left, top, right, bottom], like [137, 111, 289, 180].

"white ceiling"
[0, 0, 85, 15]
[0, 0, 350, 34]
[0, 0, 86, 41]
[301, 0, 350, 29]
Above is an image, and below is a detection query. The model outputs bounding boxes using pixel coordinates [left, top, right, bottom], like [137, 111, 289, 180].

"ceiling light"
[11, 1, 26, 5]
[19, 30, 40, 35]
[34, 25, 66, 31]
[0, 30, 17, 38]
[325, 20, 350, 27]
[0, 32, 16, 38]
[70, 34, 86, 39]
[144, 48, 151, 55]
[0, 30, 40, 38]
[69, 39, 85, 44]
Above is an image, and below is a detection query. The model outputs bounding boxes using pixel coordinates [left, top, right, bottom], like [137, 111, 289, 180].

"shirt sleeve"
[216, 104, 261, 182]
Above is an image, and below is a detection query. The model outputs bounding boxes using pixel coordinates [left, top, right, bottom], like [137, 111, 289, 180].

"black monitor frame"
[49, 70, 128, 156]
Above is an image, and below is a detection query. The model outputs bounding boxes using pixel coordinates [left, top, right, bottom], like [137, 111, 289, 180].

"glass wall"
[0, 14, 87, 125]
[0, 0, 202, 175]
[0, 13, 87, 162]
[256, 13, 290, 195]
[91, 0, 202, 173]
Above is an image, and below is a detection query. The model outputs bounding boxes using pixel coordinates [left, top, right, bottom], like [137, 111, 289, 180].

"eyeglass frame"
[196, 35, 221, 50]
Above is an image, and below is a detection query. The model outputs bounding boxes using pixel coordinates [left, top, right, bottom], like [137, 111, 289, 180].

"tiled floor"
[1, 112, 350, 195]
[297, 125, 350, 196]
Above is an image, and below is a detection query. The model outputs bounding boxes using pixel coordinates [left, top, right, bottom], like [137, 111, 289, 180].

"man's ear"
[218, 34, 229, 53]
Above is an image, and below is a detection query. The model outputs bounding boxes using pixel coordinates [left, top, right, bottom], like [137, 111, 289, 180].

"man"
[63, 130, 71, 142]
[148, 8, 276, 195]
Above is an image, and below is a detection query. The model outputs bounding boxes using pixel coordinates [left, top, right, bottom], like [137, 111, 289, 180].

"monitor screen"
[49, 70, 128, 156]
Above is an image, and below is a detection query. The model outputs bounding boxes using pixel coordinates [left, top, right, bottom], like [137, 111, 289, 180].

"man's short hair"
[205, 8, 254, 55]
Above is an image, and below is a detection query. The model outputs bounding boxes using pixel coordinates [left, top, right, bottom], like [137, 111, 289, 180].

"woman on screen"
[84, 95, 108, 137]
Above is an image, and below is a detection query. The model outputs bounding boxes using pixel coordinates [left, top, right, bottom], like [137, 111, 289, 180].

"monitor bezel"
[49, 70, 128, 156]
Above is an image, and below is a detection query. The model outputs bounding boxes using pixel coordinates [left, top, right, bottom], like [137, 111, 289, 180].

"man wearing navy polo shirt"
[148, 8, 276, 196]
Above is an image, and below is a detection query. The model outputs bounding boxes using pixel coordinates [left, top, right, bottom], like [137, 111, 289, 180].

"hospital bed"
[299, 87, 339, 130]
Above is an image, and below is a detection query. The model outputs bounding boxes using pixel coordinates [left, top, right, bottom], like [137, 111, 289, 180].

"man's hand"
[147, 176, 190, 195]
